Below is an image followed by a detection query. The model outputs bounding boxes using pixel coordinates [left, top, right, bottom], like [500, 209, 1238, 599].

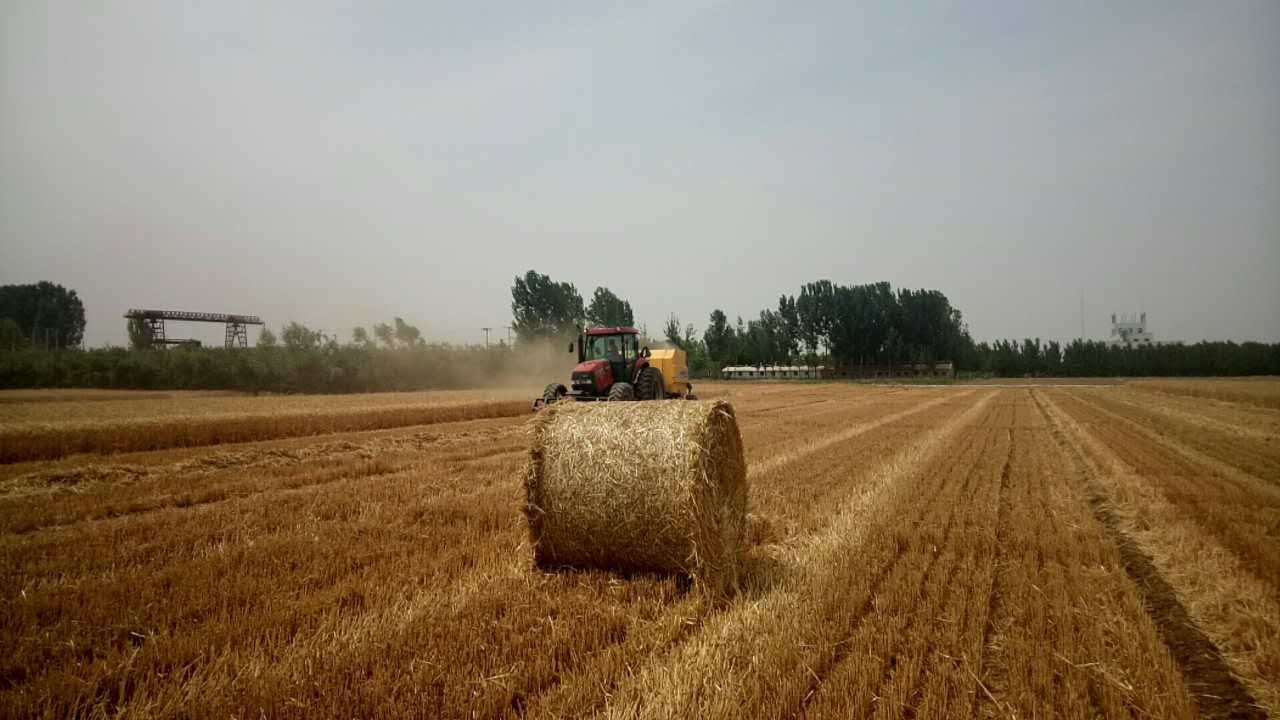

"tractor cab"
[578, 327, 642, 391]
[567, 326, 645, 400]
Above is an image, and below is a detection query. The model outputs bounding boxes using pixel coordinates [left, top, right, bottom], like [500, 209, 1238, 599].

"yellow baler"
[646, 347, 695, 397]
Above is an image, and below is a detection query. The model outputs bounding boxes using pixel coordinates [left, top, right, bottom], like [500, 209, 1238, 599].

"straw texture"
[523, 400, 747, 597]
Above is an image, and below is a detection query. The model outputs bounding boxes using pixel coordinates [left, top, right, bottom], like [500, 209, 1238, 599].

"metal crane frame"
[124, 309, 264, 348]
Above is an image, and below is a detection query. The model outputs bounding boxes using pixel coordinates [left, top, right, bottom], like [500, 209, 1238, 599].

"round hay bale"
[523, 399, 748, 597]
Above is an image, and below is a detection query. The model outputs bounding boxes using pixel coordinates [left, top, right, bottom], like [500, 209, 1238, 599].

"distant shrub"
[0, 343, 571, 394]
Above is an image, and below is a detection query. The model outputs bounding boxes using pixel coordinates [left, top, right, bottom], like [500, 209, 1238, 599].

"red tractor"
[532, 326, 695, 410]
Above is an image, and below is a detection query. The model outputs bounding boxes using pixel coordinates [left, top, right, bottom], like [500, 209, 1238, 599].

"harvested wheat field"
[0, 389, 531, 464]
[1131, 377, 1280, 411]
[1, 380, 1277, 718]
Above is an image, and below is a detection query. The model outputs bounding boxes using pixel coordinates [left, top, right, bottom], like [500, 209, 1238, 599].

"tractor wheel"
[607, 382, 635, 401]
[636, 367, 665, 401]
[543, 383, 566, 405]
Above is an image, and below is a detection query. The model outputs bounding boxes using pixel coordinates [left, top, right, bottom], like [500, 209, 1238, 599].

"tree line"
[510, 272, 968, 371]
[2, 276, 1278, 393]
[0, 333, 553, 394]
[511, 270, 1280, 377]
[679, 282, 968, 371]
[510, 270, 635, 340]
[964, 337, 1280, 377]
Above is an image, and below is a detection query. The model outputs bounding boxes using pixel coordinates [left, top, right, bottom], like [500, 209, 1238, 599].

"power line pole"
[482, 327, 492, 347]
[1079, 291, 1084, 341]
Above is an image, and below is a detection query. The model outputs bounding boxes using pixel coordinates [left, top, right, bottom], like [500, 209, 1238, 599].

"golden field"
[0, 389, 530, 464]
[1, 379, 1277, 718]
[1131, 377, 1280, 410]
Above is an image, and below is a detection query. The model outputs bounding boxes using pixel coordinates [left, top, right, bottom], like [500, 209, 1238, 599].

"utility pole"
[482, 327, 492, 347]
[1079, 291, 1084, 341]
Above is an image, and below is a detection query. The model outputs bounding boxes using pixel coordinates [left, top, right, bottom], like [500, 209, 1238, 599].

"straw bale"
[523, 399, 747, 597]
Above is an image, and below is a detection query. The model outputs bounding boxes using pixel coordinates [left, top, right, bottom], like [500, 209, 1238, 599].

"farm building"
[889, 361, 954, 378]
[721, 365, 828, 380]
[721, 362, 954, 380]
[827, 362, 954, 379]
[1109, 312, 1156, 348]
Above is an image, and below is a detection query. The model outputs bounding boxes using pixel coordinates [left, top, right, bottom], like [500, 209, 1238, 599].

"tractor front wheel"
[607, 382, 636, 401]
[543, 383, 567, 405]
[636, 367, 665, 400]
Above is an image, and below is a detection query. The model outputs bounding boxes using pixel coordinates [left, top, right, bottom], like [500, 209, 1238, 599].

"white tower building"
[1109, 312, 1155, 348]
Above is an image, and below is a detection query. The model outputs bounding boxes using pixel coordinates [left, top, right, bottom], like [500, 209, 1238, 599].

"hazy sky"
[3, 1, 1277, 348]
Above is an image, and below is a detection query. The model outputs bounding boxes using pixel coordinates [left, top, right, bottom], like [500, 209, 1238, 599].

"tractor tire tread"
[543, 383, 566, 404]
[636, 367, 664, 400]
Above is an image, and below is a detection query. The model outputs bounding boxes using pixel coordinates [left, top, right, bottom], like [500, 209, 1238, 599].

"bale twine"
[523, 400, 748, 597]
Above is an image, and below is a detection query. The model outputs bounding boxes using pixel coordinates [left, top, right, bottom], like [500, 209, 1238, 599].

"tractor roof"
[584, 326, 639, 336]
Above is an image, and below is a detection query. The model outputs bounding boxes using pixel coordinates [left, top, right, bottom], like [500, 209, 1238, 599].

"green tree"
[0, 318, 22, 350]
[796, 280, 836, 355]
[373, 323, 395, 348]
[393, 317, 423, 347]
[748, 309, 789, 365]
[735, 316, 749, 364]
[351, 327, 371, 347]
[1044, 340, 1062, 372]
[127, 317, 155, 349]
[586, 286, 634, 328]
[0, 281, 86, 347]
[281, 322, 321, 350]
[681, 325, 710, 374]
[827, 282, 889, 365]
[777, 295, 800, 360]
[703, 309, 735, 367]
[1021, 338, 1043, 375]
[895, 287, 966, 363]
[510, 270, 584, 341]
[257, 327, 278, 348]
[663, 314, 684, 348]
[683, 323, 699, 348]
